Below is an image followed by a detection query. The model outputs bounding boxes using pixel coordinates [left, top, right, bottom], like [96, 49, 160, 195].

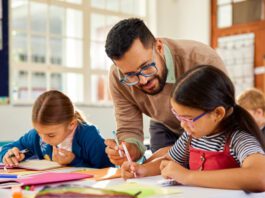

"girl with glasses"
[121, 65, 265, 191]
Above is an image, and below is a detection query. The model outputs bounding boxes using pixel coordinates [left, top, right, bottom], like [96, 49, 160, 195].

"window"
[10, 0, 148, 104]
[216, 0, 264, 28]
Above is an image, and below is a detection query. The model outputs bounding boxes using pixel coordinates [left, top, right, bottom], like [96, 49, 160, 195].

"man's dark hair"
[105, 18, 155, 60]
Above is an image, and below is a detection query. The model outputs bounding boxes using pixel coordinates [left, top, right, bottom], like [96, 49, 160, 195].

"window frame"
[9, 0, 150, 106]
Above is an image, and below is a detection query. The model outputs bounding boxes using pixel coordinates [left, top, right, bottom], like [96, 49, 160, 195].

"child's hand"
[3, 147, 25, 167]
[160, 160, 190, 185]
[121, 161, 147, 180]
[52, 146, 75, 165]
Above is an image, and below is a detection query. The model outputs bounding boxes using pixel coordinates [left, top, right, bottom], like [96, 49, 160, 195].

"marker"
[112, 131, 123, 157]
[0, 174, 18, 179]
[8, 149, 29, 158]
[122, 142, 136, 178]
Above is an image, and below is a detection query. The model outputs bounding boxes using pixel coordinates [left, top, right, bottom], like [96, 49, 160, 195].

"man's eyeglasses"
[171, 108, 209, 128]
[118, 47, 158, 86]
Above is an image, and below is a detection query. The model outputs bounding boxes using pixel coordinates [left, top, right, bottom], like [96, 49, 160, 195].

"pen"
[122, 142, 136, 178]
[112, 131, 123, 157]
[0, 174, 18, 179]
[8, 149, 29, 158]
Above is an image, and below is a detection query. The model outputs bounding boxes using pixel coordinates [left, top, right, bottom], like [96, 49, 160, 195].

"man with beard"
[104, 18, 226, 166]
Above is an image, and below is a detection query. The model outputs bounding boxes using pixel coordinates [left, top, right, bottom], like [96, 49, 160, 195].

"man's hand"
[105, 139, 141, 166]
[52, 146, 75, 165]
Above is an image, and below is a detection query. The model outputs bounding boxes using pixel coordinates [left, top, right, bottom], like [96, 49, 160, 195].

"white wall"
[156, 0, 211, 45]
[0, 0, 211, 141]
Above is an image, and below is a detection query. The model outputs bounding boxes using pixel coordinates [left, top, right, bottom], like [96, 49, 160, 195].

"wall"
[156, 0, 210, 44]
[0, 0, 211, 141]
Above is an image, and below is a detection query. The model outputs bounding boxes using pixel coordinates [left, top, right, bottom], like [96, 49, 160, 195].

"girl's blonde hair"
[237, 88, 265, 111]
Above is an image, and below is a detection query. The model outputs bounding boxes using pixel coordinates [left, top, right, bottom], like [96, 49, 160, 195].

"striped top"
[168, 130, 264, 167]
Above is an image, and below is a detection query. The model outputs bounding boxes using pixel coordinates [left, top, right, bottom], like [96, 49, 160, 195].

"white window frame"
[9, 0, 150, 106]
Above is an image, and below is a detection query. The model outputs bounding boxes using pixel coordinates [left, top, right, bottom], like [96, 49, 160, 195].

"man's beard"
[138, 63, 168, 95]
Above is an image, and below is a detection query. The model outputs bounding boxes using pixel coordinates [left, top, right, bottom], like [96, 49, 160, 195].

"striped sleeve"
[168, 132, 189, 167]
[230, 130, 265, 165]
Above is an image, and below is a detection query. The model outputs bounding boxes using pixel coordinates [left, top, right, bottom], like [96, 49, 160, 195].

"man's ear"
[155, 39, 164, 55]
[213, 106, 226, 122]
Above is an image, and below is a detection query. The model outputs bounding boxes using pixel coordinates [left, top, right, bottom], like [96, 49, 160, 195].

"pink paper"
[18, 172, 93, 186]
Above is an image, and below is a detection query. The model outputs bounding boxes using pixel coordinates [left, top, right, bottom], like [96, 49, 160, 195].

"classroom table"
[1, 174, 265, 198]
[0, 166, 264, 198]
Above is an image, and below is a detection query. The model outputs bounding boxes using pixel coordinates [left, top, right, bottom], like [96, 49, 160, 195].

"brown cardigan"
[109, 38, 226, 146]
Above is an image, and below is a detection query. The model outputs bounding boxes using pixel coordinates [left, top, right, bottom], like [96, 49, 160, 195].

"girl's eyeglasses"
[171, 108, 209, 128]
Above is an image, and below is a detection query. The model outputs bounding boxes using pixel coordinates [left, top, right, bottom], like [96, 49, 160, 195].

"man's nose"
[138, 75, 148, 85]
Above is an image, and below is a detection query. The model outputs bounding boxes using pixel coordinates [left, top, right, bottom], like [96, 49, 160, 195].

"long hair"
[32, 90, 86, 125]
[105, 18, 156, 60]
[171, 65, 265, 150]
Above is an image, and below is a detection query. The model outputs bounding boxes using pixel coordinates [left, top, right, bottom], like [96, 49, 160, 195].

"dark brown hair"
[32, 90, 86, 125]
[105, 18, 156, 60]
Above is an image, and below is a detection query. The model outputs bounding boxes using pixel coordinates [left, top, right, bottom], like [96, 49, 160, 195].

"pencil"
[8, 149, 29, 158]
[122, 142, 136, 178]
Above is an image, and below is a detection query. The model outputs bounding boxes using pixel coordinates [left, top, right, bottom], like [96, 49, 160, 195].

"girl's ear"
[213, 106, 226, 122]
[68, 119, 77, 131]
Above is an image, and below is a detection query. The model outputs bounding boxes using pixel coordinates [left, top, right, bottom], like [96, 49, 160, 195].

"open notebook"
[0, 160, 62, 171]
[17, 159, 62, 170]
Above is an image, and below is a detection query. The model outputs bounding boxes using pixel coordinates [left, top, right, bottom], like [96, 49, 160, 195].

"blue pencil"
[0, 174, 18, 179]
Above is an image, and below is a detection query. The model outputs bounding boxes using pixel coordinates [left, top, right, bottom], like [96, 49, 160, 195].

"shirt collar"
[163, 43, 176, 83]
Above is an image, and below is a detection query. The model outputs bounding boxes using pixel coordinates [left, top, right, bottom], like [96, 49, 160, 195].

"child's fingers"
[11, 147, 21, 158]
[160, 160, 170, 170]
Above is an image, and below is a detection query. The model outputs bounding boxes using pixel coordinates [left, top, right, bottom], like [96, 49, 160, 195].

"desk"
[1, 175, 264, 198]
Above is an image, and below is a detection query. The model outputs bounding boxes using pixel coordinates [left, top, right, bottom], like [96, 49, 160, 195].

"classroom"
[1, 0, 265, 197]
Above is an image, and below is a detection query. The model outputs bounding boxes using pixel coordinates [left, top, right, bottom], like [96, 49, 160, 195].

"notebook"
[17, 159, 62, 170]
[0, 172, 93, 188]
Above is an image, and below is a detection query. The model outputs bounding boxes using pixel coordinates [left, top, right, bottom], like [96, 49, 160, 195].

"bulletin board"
[0, 0, 9, 104]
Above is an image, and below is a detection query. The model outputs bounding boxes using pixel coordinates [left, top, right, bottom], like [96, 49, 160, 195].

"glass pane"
[11, 0, 28, 30]
[91, 0, 105, 9]
[50, 6, 65, 35]
[65, 38, 83, 68]
[30, 2, 47, 33]
[50, 38, 63, 65]
[217, 4, 232, 28]
[50, 73, 62, 90]
[232, 0, 262, 25]
[120, 0, 134, 14]
[91, 75, 108, 102]
[106, 0, 119, 11]
[31, 35, 46, 63]
[91, 41, 110, 70]
[31, 72, 47, 99]
[12, 32, 28, 62]
[134, 0, 146, 16]
[91, 14, 105, 41]
[65, 0, 82, 4]
[13, 70, 29, 100]
[65, 9, 83, 38]
[51, 73, 83, 102]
